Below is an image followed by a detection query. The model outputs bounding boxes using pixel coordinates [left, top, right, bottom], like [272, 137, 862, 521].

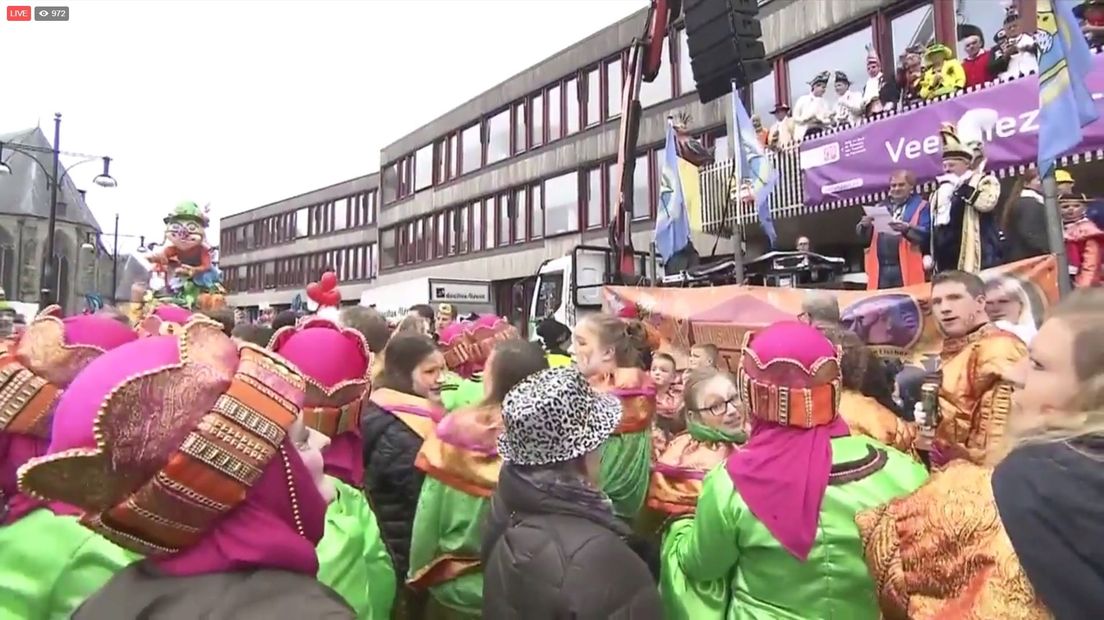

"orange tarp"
[602, 256, 1059, 370]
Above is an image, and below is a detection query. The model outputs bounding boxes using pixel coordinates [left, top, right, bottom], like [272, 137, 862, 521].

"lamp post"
[0, 113, 118, 308]
[81, 215, 144, 304]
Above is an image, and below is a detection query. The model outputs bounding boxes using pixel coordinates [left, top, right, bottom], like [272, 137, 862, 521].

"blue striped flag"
[1037, 0, 1100, 176]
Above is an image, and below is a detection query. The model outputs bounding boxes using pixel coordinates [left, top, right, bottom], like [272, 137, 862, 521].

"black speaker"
[684, 0, 770, 104]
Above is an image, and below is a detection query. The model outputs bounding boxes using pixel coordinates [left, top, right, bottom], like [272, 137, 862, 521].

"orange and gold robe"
[647, 433, 736, 517]
[856, 461, 1050, 620]
[934, 324, 1027, 465]
[839, 390, 917, 456]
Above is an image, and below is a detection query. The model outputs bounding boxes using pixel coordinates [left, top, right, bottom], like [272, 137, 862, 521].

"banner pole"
[1041, 171, 1072, 297]
[727, 78, 746, 285]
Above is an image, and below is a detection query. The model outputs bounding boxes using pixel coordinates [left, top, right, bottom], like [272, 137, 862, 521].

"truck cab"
[528, 245, 649, 333]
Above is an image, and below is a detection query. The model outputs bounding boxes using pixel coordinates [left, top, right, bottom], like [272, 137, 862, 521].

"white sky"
[2, 0, 643, 252]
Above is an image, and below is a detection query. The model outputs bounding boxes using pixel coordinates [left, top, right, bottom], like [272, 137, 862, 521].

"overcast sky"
[2, 0, 642, 251]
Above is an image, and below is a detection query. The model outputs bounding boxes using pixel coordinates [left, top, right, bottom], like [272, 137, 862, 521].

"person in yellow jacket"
[919, 42, 965, 100]
[536, 316, 573, 368]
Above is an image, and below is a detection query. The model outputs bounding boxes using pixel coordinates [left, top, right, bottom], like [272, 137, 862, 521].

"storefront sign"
[799, 54, 1104, 204]
[428, 279, 492, 304]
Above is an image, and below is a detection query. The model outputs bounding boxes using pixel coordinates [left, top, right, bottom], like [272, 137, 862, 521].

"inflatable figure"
[144, 201, 226, 311]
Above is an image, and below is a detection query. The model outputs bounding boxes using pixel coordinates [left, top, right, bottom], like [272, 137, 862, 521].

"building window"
[414, 144, 433, 191]
[585, 67, 601, 127]
[447, 133, 459, 180]
[457, 204, 470, 254]
[893, 4, 935, 58]
[513, 102, 527, 155]
[514, 187, 528, 243]
[369, 243, 378, 278]
[461, 123, 481, 175]
[366, 190, 377, 225]
[606, 57, 622, 120]
[530, 93, 544, 148]
[498, 194, 511, 247]
[586, 167, 602, 229]
[547, 84, 562, 142]
[486, 108, 511, 165]
[565, 77, 580, 136]
[334, 199, 348, 231]
[415, 218, 425, 261]
[633, 153, 651, 220]
[544, 171, 579, 236]
[788, 27, 873, 112]
[438, 211, 449, 256]
[678, 29, 695, 95]
[484, 197, 496, 250]
[434, 139, 447, 185]
[295, 208, 309, 237]
[530, 183, 543, 239]
[751, 71, 776, 117]
[472, 201, 484, 252]
[640, 41, 673, 108]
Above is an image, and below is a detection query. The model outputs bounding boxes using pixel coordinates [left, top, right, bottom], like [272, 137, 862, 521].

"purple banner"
[799, 54, 1104, 205]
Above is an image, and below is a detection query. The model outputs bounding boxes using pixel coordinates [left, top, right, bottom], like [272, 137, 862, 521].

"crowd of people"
[0, 274, 1100, 618]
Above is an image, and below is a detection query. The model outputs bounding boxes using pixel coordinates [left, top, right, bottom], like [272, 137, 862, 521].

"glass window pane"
[514, 188, 528, 242]
[565, 78, 580, 135]
[632, 154, 650, 219]
[679, 29, 695, 95]
[461, 124, 481, 175]
[607, 164, 617, 214]
[587, 167, 602, 228]
[498, 196, 510, 246]
[547, 85, 562, 141]
[787, 28, 873, 112]
[414, 144, 433, 191]
[586, 68, 600, 126]
[484, 198, 495, 250]
[640, 42, 672, 108]
[415, 219, 425, 261]
[295, 208, 309, 237]
[487, 109, 510, 165]
[459, 205, 470, 254]
[531, 184, 543, 239]
[751, 71, 776, 117]
[892, 4, 935, 59]
[954, 0, 1001, 58]
[713, 132, 730, 161]
[544, 172, 579, 236]
[606, 58, 622, 119]
[514, 102, 526, 154]
[447, 134, 458, 179]
[334, 199, 348, 230]
[472, 201, 483, 251]
[434, 140, 446, 185]
[530, 94, 544, 147]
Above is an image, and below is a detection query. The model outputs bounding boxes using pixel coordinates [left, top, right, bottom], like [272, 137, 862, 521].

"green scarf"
[686, 419, 746, 445]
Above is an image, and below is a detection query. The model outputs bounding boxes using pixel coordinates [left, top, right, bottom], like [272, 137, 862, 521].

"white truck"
[527, 245, 650, 333]
[360, 276, 495, 322]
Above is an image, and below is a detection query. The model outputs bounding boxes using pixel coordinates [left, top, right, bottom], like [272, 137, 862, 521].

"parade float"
[132, 201, 226, 322]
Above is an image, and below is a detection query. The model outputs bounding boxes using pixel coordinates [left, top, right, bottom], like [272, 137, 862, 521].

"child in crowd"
[687, 344, 719, 371]
[650, 352, 685, 456]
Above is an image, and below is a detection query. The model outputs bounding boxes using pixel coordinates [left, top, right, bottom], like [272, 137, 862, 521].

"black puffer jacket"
[360, 401, 426, 581]
[481, 465, 662, 619]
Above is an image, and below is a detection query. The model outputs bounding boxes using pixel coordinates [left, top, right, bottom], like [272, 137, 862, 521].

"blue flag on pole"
[731, 84, 779, 247]
[654, 123, 690, 261]
[1037, 0, 1100, 176]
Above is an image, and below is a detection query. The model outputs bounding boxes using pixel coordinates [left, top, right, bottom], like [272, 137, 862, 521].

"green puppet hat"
[164, 201, 210, 226]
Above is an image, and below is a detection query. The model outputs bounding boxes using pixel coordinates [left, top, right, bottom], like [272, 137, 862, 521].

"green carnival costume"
[592, 368, 655, 521]
[662, 436, 928, 619]
[316, 477, 395, 619]
[440, 373, 484, 413]
[661, 323, 928, 620]
[408, 404, 503, 618]
[0, 509, 139, 619]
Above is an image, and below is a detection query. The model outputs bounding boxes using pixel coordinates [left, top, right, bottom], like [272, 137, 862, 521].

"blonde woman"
[857, 288, 1104, 619]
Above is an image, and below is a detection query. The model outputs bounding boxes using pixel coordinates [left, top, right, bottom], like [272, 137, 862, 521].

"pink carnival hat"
[738, 321, 842, 428]
[269, 317, 371, 438]
[440, 314, 518, 378]
[137, 304, 195, 338]
[0, 306, 138, 439]
[18, 316, 314, 556]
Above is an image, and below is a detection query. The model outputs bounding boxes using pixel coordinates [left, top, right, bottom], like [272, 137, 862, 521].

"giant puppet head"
[164, 201, 209, 254]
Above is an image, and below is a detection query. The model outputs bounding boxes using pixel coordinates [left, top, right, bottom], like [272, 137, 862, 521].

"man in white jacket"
[792, 71, 832, 141]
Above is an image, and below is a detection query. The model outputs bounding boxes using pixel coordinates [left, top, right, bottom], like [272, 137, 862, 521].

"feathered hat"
[809, 71, 831, 87]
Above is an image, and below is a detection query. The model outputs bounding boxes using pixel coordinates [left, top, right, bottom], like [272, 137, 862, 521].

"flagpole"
[727, 78, 746, 285]
[1041, 171, 1073, 297]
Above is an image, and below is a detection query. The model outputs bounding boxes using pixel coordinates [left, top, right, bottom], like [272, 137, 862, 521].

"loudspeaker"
[683, 0, 771, 104]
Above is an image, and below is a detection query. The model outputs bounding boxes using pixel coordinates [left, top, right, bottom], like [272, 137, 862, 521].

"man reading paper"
[857, 169, 931, 289]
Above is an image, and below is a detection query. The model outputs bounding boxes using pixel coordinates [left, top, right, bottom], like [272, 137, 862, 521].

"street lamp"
[81, 214, 144, 304]
[0, 113, 118, 307]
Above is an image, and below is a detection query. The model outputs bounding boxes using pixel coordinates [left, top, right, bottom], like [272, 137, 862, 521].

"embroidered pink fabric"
[44, 334, 325, 577]
[725, 321, 849, 561]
